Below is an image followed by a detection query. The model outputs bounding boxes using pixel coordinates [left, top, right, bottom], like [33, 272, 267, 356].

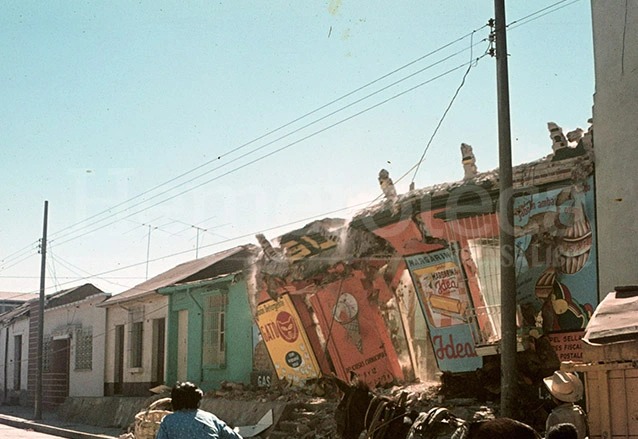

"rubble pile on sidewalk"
[197, 380, 503, 439]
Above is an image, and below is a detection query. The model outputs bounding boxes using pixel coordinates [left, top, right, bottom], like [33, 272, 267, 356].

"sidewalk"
[0, 404, 124, 439]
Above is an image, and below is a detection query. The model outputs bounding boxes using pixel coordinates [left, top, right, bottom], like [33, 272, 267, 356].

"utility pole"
[192, 225, 207, 258]
[145, 224, 153, 280]
[494, 0, 517, 418]
[34, 200, 48, 420]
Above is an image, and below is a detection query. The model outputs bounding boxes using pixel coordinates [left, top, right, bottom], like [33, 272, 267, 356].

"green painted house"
[158, 245, 257, 391]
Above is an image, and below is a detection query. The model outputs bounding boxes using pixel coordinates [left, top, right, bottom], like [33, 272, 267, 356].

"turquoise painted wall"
[161, 275, 254, 392]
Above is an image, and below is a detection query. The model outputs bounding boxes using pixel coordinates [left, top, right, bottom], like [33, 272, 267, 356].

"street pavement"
[0, 405, 123, 439]
[0, 423, 81, 438]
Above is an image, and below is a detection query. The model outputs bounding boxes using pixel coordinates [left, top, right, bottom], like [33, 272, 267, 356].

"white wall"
[591, 1, 638, 296]
[44, 295, 108, 397]
[103, 294, 167, 387]
[0, 317, 29, 398]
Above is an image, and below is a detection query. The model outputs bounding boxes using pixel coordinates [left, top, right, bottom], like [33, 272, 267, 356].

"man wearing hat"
[544, 371, 588, 439]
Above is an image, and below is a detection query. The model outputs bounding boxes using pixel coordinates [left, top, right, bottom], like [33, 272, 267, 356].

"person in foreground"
[156, 381, 243, 439]
[547, 423, 579, 439]
[544, 371, 588, 439]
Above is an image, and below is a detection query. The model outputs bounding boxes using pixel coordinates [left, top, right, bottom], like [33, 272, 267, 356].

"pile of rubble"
[201, 380, 502, 439]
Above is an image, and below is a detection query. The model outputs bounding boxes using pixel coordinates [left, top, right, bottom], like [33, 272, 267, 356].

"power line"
[19, 198, 372, 296]
[46, 41, 486, 249]
[0, 0, 586, 279]
[0, 2, 577, 268]
[506, 0, 581, 30]
[38, 28, 488, 246]
[410, 51, 489, 185]
[48, 58, 484, 252]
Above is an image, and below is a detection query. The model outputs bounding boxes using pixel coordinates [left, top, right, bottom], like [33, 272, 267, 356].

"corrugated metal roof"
[45, 283, 108, 309]
[100, 245, 254, 306]
[583, 287, 638, 345]
[1, 284, 108, 323]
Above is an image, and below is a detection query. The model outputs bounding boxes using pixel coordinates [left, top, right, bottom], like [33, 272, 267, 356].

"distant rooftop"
[0, 291, 38, 302]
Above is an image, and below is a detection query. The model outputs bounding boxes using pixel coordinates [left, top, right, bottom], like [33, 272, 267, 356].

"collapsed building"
[250, 121, 597, 416]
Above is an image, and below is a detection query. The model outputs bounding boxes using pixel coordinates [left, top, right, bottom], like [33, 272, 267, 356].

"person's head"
[171, 381, 203, 410]
[547, 423, 578, 439]
[543, 371, 583, 403]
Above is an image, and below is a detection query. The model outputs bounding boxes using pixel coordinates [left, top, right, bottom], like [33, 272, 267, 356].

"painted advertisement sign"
[310, 272, 403, 388]
[547, 330, 584, 363]
[256, 294, 321, 384]
[406, 249, 483, 372]
[514, 176, 597, 336]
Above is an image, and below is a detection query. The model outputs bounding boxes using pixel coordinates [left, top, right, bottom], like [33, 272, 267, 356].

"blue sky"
[0, 0, 594, 295]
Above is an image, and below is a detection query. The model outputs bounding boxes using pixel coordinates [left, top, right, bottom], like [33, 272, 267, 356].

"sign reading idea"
[406, 248, 483, 373]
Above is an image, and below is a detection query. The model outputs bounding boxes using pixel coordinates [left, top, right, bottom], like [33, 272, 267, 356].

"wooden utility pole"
[494, 0, 517, 418]
[34, 200, 48, 420]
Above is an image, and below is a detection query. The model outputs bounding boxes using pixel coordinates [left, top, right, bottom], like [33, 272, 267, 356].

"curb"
[0, 414, 117, 439]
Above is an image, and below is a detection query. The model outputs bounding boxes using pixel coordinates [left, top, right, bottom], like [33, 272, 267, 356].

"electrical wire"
[49, 57, 483, 251]
[410, 51, 489, 185]
[0, 1, 578, 268]
[46, 40, 487, 249]
[0, 0, 586, 286]
[37, 27, 488, 246]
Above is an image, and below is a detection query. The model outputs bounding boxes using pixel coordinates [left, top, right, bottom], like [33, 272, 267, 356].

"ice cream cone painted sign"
[406, 248, 482, 372]
[310, 272, 404, 387]
[256, 294, 321, 384]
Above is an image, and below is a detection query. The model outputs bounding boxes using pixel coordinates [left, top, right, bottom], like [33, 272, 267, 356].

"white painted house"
[0, 302, 31, 405]
[0, 284, 110, 408]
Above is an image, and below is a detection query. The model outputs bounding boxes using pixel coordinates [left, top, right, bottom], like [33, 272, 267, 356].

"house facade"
[1, 284, 111, 408]
[100, 245, 256, 396]
[36, 284, 110, 406]
[100, 289, 168, 396]
[0, 303, 30, 405]
[159, 271, 255, 391]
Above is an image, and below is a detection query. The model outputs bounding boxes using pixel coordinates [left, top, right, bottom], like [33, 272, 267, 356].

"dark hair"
[171, 382, 203, 410]
[547, 423, 578, 439]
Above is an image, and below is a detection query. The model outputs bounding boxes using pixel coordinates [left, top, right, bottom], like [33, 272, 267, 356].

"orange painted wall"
[310, 270, 403, 387]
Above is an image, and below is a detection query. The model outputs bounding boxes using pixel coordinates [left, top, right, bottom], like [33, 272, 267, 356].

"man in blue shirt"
[156, 382, 243, 439]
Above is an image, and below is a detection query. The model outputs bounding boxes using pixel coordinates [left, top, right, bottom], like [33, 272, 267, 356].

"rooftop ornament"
[378, 169, 397, 202]
[461, 143, 478, 180]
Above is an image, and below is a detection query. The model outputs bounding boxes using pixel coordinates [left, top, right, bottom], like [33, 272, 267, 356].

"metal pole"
[34, 200, 48, 420]
[146, 224, 151, 280]
[196, 228, 200, 258]
[494, 0, 517, 418]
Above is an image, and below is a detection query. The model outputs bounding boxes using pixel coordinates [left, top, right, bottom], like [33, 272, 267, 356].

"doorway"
[151, 318, 166, 386]
[114, 325, 125, 394]
[177, 310, 188, 382]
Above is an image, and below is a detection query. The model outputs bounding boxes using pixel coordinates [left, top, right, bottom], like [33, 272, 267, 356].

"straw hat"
[543, 371, 583, 402]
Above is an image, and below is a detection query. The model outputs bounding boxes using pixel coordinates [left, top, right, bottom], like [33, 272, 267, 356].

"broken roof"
[351, 151, 593, 230]
[101, 245, 256, 306]
[1, 283, 108, 324]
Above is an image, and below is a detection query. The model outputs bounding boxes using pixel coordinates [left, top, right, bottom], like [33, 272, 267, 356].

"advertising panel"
[256, 294, 322, 384]
[514, 177, 597, 336]
[310, 272, 403, 387]
[406, 248, 483, 372]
